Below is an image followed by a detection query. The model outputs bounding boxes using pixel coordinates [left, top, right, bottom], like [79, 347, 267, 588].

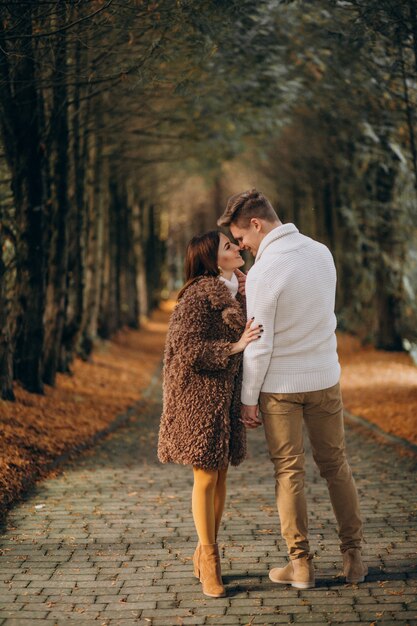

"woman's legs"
[192, 466, 227, 598]
[192, 466, 229, 544]
[192, 467, 218, 545]
[214, 467, 228, 541]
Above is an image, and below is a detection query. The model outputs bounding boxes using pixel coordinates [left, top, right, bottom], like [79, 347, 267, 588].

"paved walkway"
[1, 371, 416, 626]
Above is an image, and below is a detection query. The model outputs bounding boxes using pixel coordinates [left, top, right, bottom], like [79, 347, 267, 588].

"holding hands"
[241, 404, 262, 429]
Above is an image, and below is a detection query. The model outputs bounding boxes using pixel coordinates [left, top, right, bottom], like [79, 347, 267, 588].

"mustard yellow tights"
[192, 466, 228, 544]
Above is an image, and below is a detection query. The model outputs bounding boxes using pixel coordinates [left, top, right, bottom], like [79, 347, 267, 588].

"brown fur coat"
[158, 276, 247, 470]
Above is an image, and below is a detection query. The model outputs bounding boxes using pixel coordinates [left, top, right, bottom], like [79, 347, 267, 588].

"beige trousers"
[259, 383, 363, 560]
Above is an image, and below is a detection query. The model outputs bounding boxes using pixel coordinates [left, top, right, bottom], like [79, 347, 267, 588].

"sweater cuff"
[241, 387, 260, 406]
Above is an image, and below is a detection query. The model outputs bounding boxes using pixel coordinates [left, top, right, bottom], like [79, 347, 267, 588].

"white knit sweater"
[241, 223, 341, 405]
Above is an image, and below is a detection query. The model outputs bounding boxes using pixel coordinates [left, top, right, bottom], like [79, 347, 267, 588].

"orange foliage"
[0, 304, 172, 515]
[339, 333, 417, 445]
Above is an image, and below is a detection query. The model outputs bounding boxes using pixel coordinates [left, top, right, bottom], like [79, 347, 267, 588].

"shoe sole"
[269, 573, 315, 589]
[346, 577, 365, 583]
[203, 591, 227, 598]
[345, 574, 367, 583]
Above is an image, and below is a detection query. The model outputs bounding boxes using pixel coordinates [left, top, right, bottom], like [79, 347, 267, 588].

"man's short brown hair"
[217, 188, 278, 228]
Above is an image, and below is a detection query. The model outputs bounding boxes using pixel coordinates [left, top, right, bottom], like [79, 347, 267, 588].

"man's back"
[242, 224, 341, 403]
[218, 189, 366, 587]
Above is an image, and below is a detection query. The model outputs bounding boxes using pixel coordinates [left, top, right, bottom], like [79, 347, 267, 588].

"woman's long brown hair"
[177, 230, 220, 300]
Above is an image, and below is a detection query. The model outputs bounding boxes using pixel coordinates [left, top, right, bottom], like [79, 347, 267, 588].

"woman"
[158, 230, 261, 598]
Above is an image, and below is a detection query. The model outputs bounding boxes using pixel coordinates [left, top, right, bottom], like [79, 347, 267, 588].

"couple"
[158, 189, 367, 598]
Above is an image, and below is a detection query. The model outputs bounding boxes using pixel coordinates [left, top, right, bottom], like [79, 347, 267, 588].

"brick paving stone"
[1, 371, 416, 626]
[1, 621, 57, 626]
[0, 609, 49, 619]
[290, 614, 330, 623]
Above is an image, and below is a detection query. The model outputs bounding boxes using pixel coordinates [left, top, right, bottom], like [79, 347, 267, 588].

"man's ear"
[250, 218, 262, 232]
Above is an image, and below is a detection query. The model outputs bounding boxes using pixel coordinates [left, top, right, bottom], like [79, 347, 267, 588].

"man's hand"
[234, 268, 247, 296]
[240, 403, 262, 429]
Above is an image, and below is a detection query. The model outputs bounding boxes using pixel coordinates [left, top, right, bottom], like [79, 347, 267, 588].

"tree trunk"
[145, 203, 161, 312]
[43, 26, 70, 385]
[408, 0, 417, 74]
[80, 123, 105, 357]
[60, 34, 91, 368]
[397, 28, 417, 190]
[1, 7, 48, 393]
[132, 197, 148, 319]
[98, 175, 119, 338]
[117, 182, 139, 328]
[0, 235, 15, 400]
[375, 162, 404, 350]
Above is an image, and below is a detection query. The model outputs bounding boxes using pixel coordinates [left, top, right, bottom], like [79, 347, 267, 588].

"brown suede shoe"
[199, 543, 226, 598]
[269, 556, 315, 589]
[193, 543, 200, 579]
[343, 548, 368, 583]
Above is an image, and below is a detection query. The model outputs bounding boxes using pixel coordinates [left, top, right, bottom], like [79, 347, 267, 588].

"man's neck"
[260, 220, 282, 240]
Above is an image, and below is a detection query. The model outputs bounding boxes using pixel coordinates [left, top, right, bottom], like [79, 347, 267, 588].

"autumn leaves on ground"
[1, 301, 416, 519]
[0, 304, 173, 518]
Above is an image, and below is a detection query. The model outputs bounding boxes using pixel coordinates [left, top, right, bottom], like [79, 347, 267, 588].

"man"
[217, 189, 367, 589]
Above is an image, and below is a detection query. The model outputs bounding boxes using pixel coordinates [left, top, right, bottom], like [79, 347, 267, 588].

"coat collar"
[255, 223, 299, 263]
[190, 276, 246, 332]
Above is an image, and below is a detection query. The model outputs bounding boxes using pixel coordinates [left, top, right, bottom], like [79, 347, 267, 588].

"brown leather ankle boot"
[193, 527, 220, 579]
[193, 543, 200, 579]
[343, 548, 368, 583]
[199, 543, 226, 598]
[269, 555, 315, 589]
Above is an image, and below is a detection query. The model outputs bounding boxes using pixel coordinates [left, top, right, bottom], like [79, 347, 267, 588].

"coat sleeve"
[175, 294, 235, 372]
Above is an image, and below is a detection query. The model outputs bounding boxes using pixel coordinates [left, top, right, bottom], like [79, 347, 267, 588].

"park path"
[0, 369, 416, 626]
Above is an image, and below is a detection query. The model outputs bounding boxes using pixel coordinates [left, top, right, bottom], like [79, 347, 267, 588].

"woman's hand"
[230, 318, 263, 354]
[234, 268, 246, 295]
